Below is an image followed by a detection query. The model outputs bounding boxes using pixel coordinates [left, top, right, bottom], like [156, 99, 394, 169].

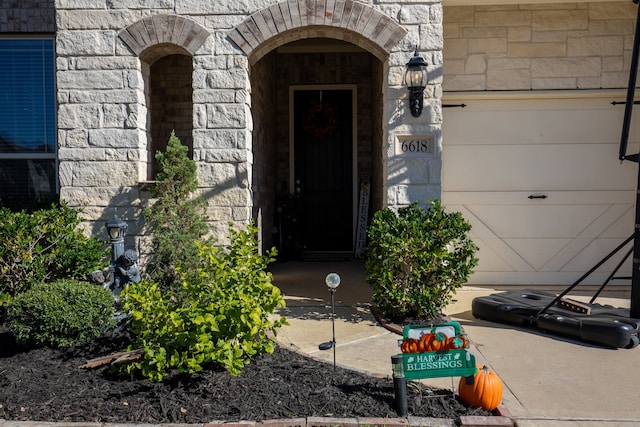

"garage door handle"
[528, 194, 547, 199]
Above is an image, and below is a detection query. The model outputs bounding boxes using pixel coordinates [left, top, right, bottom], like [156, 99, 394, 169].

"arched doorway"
[229, 1, 408, 259]
[249, 40, 383, 260]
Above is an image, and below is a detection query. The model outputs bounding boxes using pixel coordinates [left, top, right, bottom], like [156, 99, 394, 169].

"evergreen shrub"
[365, 200, 479, 320]
[143, 131, 210, 290]
[6, 279, 115, 348]
[0, 203, 106, 296]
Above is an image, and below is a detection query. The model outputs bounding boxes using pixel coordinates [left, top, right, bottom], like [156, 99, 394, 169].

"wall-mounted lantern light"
[405, 50, 429, 117]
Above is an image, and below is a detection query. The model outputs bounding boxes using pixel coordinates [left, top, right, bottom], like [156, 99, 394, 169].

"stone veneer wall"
[1, 0, 55, 32]
[386, 2, 444, 209]
[53, 0, 441, 247]
[250, 52, 278, 251]
[444, 2, 637, 91]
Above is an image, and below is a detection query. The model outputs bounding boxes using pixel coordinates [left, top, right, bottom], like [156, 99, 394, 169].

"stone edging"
[0, 416, 514, 426]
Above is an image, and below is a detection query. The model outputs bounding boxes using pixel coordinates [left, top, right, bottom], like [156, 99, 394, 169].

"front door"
[293, 88, 353, 253]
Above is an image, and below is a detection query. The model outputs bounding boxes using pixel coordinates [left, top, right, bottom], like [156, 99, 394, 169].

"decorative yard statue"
[89, 248, 140, 303]
[95, 215, 141, 302]
[111, 248, 141, 297]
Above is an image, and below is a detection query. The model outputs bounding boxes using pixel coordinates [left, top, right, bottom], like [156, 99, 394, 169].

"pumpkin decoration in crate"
[446, 334, 469, 350]
[419, 332, 447, 352]
[400, 329, 471, 353]
[458, 365, 504, 411]
[400, 338, 418, 354]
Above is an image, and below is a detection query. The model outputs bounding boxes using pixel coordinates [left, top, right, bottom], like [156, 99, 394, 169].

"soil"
[0, 328, 492, 424]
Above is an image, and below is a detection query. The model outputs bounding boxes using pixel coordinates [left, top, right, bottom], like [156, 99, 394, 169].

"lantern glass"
[108, 227, 120, 239]
[405, 53, 429, 89]
[105, 216, 127, 240]
[406, 67, 426, 88]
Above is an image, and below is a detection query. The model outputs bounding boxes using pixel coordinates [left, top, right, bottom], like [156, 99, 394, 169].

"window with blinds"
[0, 38, 57, 210]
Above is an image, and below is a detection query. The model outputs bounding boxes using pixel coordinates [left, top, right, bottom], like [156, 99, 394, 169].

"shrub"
[121, 223, 287, 381]
[365, 200, 479, 320]
[0, 203, 106, 296]
[0, 291, 10, 324]
[144, 131, 210, 290]
[6, 279, 116, 348]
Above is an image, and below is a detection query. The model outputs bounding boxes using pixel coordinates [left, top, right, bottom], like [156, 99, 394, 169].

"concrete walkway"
[271, 260, 640, 427]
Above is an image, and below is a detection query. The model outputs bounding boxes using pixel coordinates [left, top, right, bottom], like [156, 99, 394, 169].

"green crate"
[400, 348, 478, 380]
[402, 321, 462, 340]
[397, 321, 478, 380]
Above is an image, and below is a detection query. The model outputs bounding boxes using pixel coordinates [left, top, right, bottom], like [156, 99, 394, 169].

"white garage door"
[442, 91, 639, 286]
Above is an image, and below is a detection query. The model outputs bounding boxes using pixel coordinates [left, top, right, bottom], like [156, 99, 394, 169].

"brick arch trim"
[228, 0, 407, 63]
[119, 15, 210, 62]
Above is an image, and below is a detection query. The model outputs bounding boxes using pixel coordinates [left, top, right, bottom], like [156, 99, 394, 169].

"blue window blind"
[0, 38, 57, 210]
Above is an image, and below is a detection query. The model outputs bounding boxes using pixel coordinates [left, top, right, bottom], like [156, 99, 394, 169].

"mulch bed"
[0, 328, 491, 423]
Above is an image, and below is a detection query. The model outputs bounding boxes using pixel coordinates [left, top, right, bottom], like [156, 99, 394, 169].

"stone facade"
[0, 0, 55, 32]
[50, 0, 441, 252]
[444, 2, 638, 91]
[5, 0, 639, 257]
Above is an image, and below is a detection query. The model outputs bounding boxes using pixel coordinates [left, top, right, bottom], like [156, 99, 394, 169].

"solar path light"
[318, 272, 341, 370]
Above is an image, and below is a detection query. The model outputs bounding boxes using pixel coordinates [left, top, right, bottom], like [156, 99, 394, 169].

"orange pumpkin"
[419, 332, 448, 352]
[458, 365, 503, 411]
[417, 334, 430, 352]
[446, 334, 469, 350]
[401, 338, 418, 354]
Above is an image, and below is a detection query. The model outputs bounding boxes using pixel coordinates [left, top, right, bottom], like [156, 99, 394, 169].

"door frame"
[289, 84, 359, 250]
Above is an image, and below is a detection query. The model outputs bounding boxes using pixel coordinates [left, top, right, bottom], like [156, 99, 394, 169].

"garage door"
[442, 91, 639, 286]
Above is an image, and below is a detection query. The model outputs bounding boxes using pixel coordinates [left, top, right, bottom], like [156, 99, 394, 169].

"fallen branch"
[80, 348, 144, 369]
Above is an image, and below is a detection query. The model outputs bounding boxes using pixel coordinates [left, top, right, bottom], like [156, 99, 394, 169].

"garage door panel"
[442, 94, 637, 286]
[599, 205, 634, 238]
[444, 99, 640, 146]
[443, 190, 634, 205]
[446, 197, 632, 284]
[540, 237, 594, 272]
[472, 239, 522, 272]
[467, 204, 609, 238]
[560, 238, 633, 275]
[443, 144, 636, 191]
[503, 238, 573, 271]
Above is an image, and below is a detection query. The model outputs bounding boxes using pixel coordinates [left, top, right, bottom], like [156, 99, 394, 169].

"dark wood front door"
[293, 89, 353, 252]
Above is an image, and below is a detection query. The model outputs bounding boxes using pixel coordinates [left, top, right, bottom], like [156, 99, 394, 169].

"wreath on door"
[302, 102, 338, 139]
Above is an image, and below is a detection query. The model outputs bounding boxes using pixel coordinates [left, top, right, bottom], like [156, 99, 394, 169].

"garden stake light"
[318, 272, 341, 371]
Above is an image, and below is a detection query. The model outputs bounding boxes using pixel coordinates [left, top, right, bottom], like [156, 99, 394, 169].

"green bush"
[6, 280, 116, 348]
[365, 200, 479, 320]
[0, 291, 10, 324]
[0, 203, 107, 296]
[144, 131, 210, 290]
[121, 223, 287, 381]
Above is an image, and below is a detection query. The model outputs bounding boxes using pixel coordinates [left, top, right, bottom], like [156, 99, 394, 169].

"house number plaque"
[396, 135, 435, 156]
